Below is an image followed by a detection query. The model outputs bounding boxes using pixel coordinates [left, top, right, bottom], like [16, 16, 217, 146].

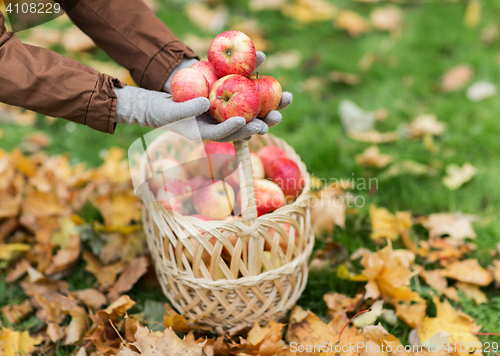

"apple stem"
[256, 71, 259, 79]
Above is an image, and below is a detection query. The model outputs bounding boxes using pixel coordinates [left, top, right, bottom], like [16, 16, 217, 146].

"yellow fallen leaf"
[337, 264, 369, 282]
[0, 243, 30, 261]
[370, 6, 403, 34]
[422, 212, 476, 242]
[323, 292, 363, 318]
[395, 301, 427, 328]
[0, 327, 44, 356]
[348, 130, 399, 143]
[406, 114, 446, 138]
[441, 64, 473, 92]
[185, 2, 227, 32]
[335, 10, 370, 37]
[310, 187, 346, 235]
[464, 0, 481, 28]
[355, 145, 392, 169]
[282, 0, 337, 24]
[455, 282, 488, 304]
[441, 259, 493, 286]
[419, 269, 447, 292]
[442, 162, 477, 190]
[370, 204, 412, 242]
[249, 0, 287, 11]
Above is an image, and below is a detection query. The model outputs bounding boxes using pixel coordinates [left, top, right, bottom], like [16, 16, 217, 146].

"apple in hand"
[193, 180, 235, 220]
[148, 158, 189, 195]
[257, 146, 287, 172]
[254, 179, 286, 217]
[209, 75, 261, 123]
[249, 74, 282, 118]
[170, 68, 209, 102]
[156, 179, 193, 215]
[266, 158, 304, 200]
[207, 30, 257, 78]
[190, 61, 219, 89]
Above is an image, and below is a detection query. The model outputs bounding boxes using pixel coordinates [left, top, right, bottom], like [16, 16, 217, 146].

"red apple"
[170, 68, 209, 102]
[266, 158, 304, 200]
[249, 74, 282, 118]
[209, 75, 261, 123]
[190, 61, 219, 90]
[193, 180, 235, 220]
[156, 179, 193, 215]
[148, 158, 189, 195]
[257, 146, 287, 172]
[207, 31, 257, 78]
[254, 179, 286, 217]
[189, 176, 207, 191]
[187, 142, 236, 179]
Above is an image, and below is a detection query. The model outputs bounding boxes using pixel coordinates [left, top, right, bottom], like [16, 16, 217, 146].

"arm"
[0, 11, 124, 133]
[61, 0, 198, 92]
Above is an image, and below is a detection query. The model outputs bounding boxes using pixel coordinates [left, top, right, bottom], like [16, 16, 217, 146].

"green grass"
[1, 0, 500, 347]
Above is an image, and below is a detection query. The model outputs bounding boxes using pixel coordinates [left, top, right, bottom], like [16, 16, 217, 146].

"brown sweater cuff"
[85, 74, 125, 134]
[139, 40, 199, 92]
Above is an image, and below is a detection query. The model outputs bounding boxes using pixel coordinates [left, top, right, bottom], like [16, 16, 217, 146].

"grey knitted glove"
[114, 86, 210, 128]
[161, 52, 293, 142]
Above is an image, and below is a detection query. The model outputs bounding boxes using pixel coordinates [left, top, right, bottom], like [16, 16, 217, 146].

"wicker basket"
[140, 132, 314, 330]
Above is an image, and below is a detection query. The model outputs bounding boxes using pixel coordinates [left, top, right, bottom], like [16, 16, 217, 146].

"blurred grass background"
[1, 0, 500, 343]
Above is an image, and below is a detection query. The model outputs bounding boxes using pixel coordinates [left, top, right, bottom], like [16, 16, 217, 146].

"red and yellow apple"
[190, 61, 219, 90]
[170, 68, 209, 102]
[193, 180, 235, 220]
[209, 75, 261, 123]
[257, 146, 287, 172]
[266, 158, 304, 200]
[148, 158, 189, 195]
[207, 30, 257, 78]
[254, 179, 286, 217]
[249, 74, 282, 118]
[156, 179, 193, 215]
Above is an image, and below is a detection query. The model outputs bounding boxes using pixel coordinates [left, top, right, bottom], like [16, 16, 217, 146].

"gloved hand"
[163, 51, 293, 142]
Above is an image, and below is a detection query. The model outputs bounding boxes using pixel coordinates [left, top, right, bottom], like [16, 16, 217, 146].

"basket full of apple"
[140, 31, 314, 330]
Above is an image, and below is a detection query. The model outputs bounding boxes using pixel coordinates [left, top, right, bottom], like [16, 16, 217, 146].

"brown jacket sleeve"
[0, 11, 124, 134]
[63, 0, 199, 92]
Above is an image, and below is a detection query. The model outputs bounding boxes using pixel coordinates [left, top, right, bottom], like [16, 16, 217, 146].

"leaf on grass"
[466, 80, 497, 101]
[99, 230, 145, 264]
[370, 204, 412, 242]
[355, 145, 392, 169]
[45, 233, 81, 275]
[329, 71, 360, 85]
[421, 212, 477, 242]
[61, 27, 96, 52]
[310, 187, 345, 235]
[361, 242, 419, 302]
[353, 300, 383, 327]
[282, 0, 337, 24]
[455, 282, 488, 304]
[464, 0, 481, 28]
[378, 159, 435, 180]
[362, 323, 405, 353]
[323, 292, 363, 318]
[336, 264, 369, 282]
[335, 10, 370, 37]
[163, 304, 198, 333]
[0, 193, 22, 219]
[118, 324, 205, 356]
[442, 162, 477, 190]
[184, 2, 227, 33]
[71, 289, 108, 310]
[441, 259, 493, 286]
[1, 300, 33, 324]
[348, 130, 399, 144]
[419, 268, 447, 292]
[83, 251, 125, 291]
[370, 6, 403, 35]
[260, 50, 302, 71]
[395, 301, 426, 328]
[488, 260, 500, 288]
[19, 132, 52, 154]
[62, 299, 89, 345]
[406, 114, 446, 138]
[33, 293, 66, 342]
[339, 100, 374, 133]
[0, 243, 30, 261]
[182, 34, 213, 58]
[249, 0, 287, 11]
[426, 238, 475, 266]
[440, 64, 473, 92]
[417, 297, 481, 348]
[108, 256, 149, 302]
[0, 327, 44, 356]
[97, 193, 142, 227]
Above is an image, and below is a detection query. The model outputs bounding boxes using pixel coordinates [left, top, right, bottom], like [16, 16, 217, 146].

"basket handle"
[233, 139, 257, 222]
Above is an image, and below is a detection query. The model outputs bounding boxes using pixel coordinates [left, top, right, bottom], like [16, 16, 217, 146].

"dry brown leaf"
[355, 145, 392, 169]
[97, 193, 142, 227]
[310, 187, 346, 235]
[426, 238, 475, 266]
[45, 233, 81, 275]
[260, 50, 302, 71]
[249, 0, 288, 11]
[362, 323, 407, 355]
[370, 204, 412, 242]
[329, 71, 360, 85]
[83, 251, 125, 291]
[61, 27, 96, 52]
[99, 230, 145, 264]
[62, 300, 89, 345]
[0, 327, 44, 356]
[1, 300, 33, 324]
[348, 130, 399, 144]
[0, 193, 22, 219]
[370, 6, 403, 34]
[442, 163, 477, 190]
[481, 25, 500, 44]
[406, 114, 446, 138]
[419, 269, 447, 292]
[395, 301, 426, 328]
[443, 287, 459, 301]
[361, 242, 419, 302]
[71, 289, 108, 310]
[118, 324, 205, 356]
[108, 256, 149, 302]
[440, 64, 473, 92]
[417, 296, 481, 348]
[455, 282, 487, 304]
[163, 304, 203, 333]
[441, 259, 493, 286]
[422, 212, 476, 242]
[323, 293, 363, 318]
[282, 0, 337, 24]
[33, 293, 66, 342]
[184, 2, 227, 32]
[20, 132, 52, 154]
[335, 10, 370, 37]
